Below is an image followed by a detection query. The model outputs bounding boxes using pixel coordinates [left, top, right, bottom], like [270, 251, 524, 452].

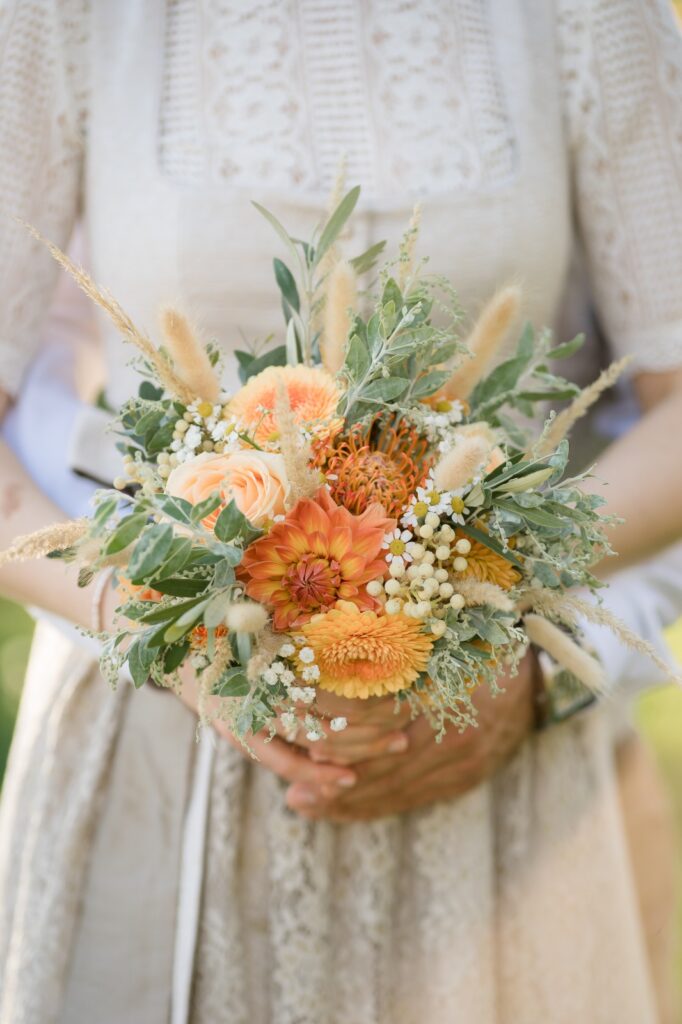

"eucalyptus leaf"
[273, 257, 300, 313]
[128, 523, 175, 581]
[344, 333, 370, 381]
[315, 186, 361, 264]
[213, 666, 250, 698]
[127, 633, 157, 688]
[546, 334, 585, 360]
[349, 240, 386, 275]
[104, 513, 148, 555]
[360, 377, 409, 403]
[190, 492, 223, 524]
[214, 499, 252, 543]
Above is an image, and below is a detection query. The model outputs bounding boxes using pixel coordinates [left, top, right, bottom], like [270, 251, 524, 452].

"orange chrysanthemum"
[237, 488, 394, 630]
[457, 532, 520, 590]
[228, 365, 341, 445]
[301, 600, 434, 698]
[314, 416, 432, 518]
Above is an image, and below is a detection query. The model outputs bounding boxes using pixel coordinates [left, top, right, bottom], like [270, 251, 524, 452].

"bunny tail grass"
[433, 436, 491, 492]
[275, 379, 321, 504]
[321, 260, 357, 375]
[456, 579, 515, 612]
[534, 356, 632, 457]
[443, 285, 522, 400]
[523, 613, 608, 693]
[22, 221, 195, 404]
[159, 308, 221, 403]
[0, 519, 88, 567]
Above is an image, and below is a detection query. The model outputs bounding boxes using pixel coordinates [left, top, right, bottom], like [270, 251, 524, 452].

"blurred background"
[1, 0, 681, 997]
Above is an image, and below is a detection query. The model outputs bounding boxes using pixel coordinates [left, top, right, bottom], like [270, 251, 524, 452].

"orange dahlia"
[457, 531, 520, 590]
[228, 365, 341, 445]
[237, 488, 394, 630]
[301, 600, 434, 698]
[314, 416, 431, 518]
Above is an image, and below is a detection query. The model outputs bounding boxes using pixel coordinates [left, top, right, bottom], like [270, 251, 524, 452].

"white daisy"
[382, 527, 414, 563]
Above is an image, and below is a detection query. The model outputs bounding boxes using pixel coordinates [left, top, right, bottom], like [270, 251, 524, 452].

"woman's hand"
[175, 662, 360, 796]
[273, 689, 412, 765]
[285, 650, 539, 821]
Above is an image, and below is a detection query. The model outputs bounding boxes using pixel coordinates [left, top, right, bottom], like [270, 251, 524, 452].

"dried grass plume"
[22, 221, 195, 404]
[456, 578, 515, 612]
[322, 260, 357, 375]
[159, 308, 221, 403]
[442, 285, 522, 400]
[274, 378, 321, 504]
[0, 519, 88, 567]
[534, 356, 632, 457]
[433, 436, 491, 492]
[523, 612, 608, 693]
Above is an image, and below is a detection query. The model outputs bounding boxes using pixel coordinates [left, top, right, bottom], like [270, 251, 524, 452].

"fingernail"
[337, 775, 356, 788]
[388, 735, 408, 753]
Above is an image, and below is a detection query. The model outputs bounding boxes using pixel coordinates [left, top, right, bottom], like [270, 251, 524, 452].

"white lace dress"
[1, 2, 682, 1022]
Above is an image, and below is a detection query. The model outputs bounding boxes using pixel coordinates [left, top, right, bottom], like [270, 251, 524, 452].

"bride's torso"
[82, 0, 572, 406]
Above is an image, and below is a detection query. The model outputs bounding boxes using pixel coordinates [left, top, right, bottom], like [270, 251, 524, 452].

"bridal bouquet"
[5, 188, 661, 742]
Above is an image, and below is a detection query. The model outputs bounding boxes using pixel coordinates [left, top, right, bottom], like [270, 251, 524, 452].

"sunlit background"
[0, 0, 681, 994]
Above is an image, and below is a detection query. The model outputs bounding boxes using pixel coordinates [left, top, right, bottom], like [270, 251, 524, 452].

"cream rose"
[166, 450, 290, 528]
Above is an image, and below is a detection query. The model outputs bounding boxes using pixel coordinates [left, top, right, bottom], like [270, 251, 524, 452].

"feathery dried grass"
[247, 626, 281, 682]
[0, 518, 88, 567]
[159, 308, 221, 402]
[22, 222, 195, 404]
[534, 356, 632, 457]
[443, 285, 522, 400]
[398, 203, 422, 290]
[321, 259, 357, 375]
[274, 379, 321, 504]
[519, 586, 681, 683]
[456, 578, 515, 612]
[524, 612, 608, 693]
[433, 436, 491, 492]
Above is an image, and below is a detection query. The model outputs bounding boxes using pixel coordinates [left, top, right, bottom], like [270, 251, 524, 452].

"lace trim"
[0, 0, 88, 395]
[157, 0, 517, 198]
[557, 0, 682, 365]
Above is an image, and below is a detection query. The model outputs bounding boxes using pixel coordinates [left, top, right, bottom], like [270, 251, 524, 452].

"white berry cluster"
[157, 396, 240, 478]
[369, 515, 473, 636]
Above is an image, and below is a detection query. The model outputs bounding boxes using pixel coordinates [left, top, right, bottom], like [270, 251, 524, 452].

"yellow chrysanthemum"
[228, 364, 341, 445]
[301, 600, 434, 699]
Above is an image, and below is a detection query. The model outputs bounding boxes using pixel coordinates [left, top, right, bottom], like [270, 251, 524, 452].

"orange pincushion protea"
[314, 417, 431, 518]
[457, 531, 520, 590]
[228, 364, 341, 445]
[237, 488, 394, 630]
[301, 601, 434, 698]
[190, 624, 228, 649]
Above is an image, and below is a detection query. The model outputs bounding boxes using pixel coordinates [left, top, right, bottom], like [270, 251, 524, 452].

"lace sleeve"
[0, 0, 88, 396]
[558, 0, 682, 371]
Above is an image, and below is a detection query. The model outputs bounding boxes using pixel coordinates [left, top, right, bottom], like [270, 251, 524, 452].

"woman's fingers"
[242, 730, 358, 792]
[273, 714, 410, 764]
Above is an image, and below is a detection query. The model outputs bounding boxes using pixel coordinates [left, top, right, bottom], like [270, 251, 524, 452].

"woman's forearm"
[0, 394, 92, 627]
[583, 369, 682, 574]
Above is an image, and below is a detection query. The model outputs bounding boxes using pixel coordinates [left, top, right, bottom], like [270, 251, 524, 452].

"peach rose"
[166, 450, 290, 529]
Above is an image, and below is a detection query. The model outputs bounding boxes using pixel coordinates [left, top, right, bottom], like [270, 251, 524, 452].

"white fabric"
[1, 1, 682, 1022]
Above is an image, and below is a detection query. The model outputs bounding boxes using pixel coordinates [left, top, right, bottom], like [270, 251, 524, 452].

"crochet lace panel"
[557, 0, 682, 369]
[158, 0, 517, 197]
[0, 0, 89, 395]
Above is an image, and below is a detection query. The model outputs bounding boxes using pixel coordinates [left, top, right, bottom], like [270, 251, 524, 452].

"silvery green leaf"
[315, 186, 361, 264]
[344, 333, 370, 381]
[213, 666, 250, 698]
[546, 334, 584, 360]
[104, 513, 148, 555]
[360, 378, 409, 403]
[409, 369, 450, 398]
[252, 201, 298, 260]
[285, 316, 299, 365]
[497, 467, 554, 493]
[349, 240, 386, 275]
[273, 258, 300, 313]
[204, 592, 231, 629]
[128, 523, 175, 581]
